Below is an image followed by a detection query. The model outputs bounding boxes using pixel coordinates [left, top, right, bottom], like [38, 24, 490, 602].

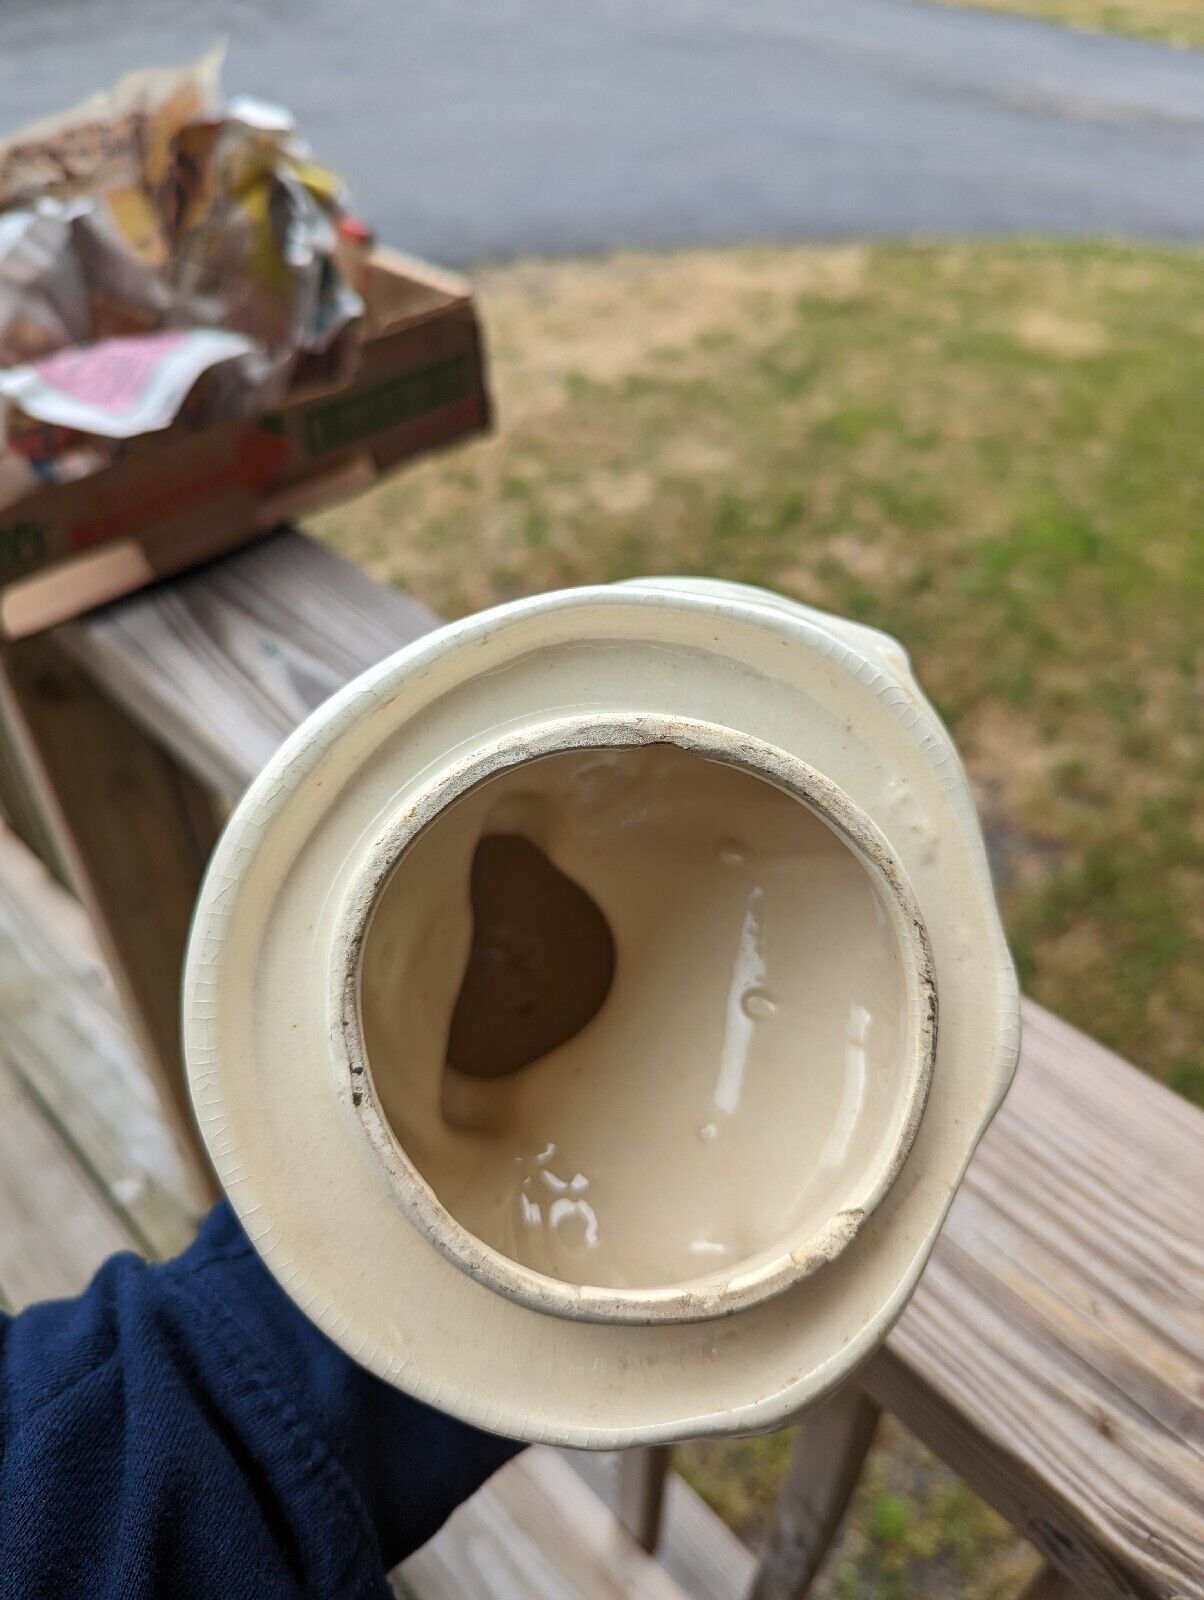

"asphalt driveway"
[2, 0, 1201, 260]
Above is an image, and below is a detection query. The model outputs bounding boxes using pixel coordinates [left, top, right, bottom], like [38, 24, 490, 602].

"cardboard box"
[0, 248, 489, 638]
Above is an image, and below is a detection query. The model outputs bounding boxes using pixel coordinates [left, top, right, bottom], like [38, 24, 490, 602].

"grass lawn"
[310, 237, 1203, 1592]
[936, 0, 1204, 49]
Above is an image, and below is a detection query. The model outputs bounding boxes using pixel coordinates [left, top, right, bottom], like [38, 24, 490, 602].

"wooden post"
[0, 701, 66, 879]
[0, 635, 219, 1202]
[1018, 1565, 1089, 1600]
[749, 1386, 880, 1600]
[617, 1446, 672, 1554]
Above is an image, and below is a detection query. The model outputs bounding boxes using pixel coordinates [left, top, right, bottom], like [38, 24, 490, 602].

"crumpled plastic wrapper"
[0, 49, 368, 494]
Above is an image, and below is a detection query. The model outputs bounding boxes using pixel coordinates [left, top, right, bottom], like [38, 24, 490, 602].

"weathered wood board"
[0, 824, 201, 1258]
[869, 1002, 1204, 1599]
[0, 638, 221, 1197]
[58, 530, 438, 801]
[569, 1448, 754, 1600]
[399, 1450, 690, 1600]
[0, 1048, 137, 1307]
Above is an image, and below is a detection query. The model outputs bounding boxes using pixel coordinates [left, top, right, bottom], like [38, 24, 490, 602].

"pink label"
[32, 333, 190, 409]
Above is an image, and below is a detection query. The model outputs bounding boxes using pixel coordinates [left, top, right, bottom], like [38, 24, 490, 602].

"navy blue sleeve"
[0, 1202, 520, 1600]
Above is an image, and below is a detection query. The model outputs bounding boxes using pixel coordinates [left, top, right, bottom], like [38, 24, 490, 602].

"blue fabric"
[0, 1202, 520, 1599]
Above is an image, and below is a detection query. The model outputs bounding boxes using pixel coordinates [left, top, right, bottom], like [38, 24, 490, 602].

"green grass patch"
[931, 0, 1204, 49]
[680, 1418, 1039, 1599]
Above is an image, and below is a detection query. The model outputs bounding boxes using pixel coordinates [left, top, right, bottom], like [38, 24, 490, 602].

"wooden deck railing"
[1, 526, 1199, 1600]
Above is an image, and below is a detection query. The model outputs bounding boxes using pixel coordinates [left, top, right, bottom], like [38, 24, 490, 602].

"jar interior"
[358, 742, 910, 1293]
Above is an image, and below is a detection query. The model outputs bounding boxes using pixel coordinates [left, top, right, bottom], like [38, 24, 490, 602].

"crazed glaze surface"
[183, 578, 1020, 1446]
[361, 743, 907, 1294]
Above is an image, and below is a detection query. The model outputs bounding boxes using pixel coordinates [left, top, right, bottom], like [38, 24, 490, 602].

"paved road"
[2, 0, 1202, 261]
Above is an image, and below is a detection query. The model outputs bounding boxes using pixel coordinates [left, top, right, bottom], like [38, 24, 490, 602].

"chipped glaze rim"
[334, 711, 938, 1327]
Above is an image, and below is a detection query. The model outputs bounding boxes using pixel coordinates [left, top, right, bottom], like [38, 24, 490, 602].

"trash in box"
[0, 52, 488, 637]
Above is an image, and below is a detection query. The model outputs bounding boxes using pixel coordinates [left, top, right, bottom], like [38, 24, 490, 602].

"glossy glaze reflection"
[358, 743, 908, 1291]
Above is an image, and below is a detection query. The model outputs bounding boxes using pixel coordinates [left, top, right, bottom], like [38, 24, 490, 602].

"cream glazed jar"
[183, 578, 1019, 1447]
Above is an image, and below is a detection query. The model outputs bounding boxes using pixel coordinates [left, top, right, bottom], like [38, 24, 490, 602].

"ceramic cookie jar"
[183, 577, 1019, 1447]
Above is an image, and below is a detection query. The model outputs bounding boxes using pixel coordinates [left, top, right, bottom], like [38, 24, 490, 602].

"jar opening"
[345, 721, 934, 1320]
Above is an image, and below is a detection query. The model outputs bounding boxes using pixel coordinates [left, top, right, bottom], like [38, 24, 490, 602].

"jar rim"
[333, 710, 938, 1327]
